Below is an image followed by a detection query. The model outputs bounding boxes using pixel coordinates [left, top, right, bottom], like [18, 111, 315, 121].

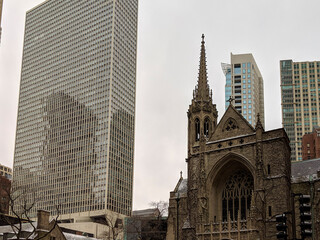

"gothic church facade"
[166, 36, 292, 240]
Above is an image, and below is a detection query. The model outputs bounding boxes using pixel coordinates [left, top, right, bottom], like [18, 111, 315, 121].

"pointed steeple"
[188, 35, 218, 152]
[194, 34, 212, 102]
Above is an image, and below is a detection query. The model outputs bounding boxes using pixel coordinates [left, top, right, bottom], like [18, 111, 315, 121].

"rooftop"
[291, 158, 320, 183]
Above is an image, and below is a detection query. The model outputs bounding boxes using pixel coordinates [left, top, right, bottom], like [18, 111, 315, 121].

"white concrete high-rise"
[12, 0, 138, 221]
[222, 53, 265, 127]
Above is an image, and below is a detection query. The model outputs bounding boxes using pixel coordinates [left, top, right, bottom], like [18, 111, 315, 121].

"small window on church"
[268, 206, 272, 217]
[195, 118, 200, 141]
[224, 118, 239, 131]
[267, 164, 271, 175]
[204, 118, 210, 138]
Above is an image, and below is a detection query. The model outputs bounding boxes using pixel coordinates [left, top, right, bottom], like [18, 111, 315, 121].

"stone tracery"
[224, 117, 239, 131]
[221, 170, 253, 221]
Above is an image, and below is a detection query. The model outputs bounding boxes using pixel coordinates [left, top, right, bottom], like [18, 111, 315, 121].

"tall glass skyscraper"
[222, 53, 265, 128]
[13, 0, 138, 220]
[280, 60, 320, 161]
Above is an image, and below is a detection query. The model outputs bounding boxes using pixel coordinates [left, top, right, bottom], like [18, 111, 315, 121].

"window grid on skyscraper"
[222, 53, 265, 128]
[281, 60, 320, 161]
[13, 0, 138, 218]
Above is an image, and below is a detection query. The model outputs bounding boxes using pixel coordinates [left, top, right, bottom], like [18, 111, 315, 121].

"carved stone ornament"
[200, 133, 206, 143]
[255, 143, 263, 177]
[223, 118, 239, 132]
[193, 147, 199, 153]
[202, 103, 212, 112]
[191, 102, 201, 113]
[198, 197, 208, 222]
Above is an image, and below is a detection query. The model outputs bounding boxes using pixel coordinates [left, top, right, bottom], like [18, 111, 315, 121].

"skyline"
[1, 0, 320, 211]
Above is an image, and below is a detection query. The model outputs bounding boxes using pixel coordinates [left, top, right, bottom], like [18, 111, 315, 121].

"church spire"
[194, 34, 212, 102]
[188, 35, 218, 153]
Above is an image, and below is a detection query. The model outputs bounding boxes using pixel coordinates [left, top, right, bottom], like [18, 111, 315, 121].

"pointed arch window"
[221, 170, 253, 221]
[195, 118, 200, 141]
[204, 118, 210, 138]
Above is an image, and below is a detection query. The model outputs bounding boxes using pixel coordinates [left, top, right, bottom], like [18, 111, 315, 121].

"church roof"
[176, 179, 188, 194]
[171, 175, 188, 198]
[291, 158, 320, 183]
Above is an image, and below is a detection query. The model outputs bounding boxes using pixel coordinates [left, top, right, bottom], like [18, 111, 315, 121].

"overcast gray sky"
[1, 0, 320, 211]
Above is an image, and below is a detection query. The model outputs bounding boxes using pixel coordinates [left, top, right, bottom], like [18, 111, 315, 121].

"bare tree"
[149, 201, 169, 219]
[140, 201, 168, 240]
[124, 216, 143, 240]
[100, 212, 124, 240]
[124, 201, 168, 240]
[0, 186, 60, 240]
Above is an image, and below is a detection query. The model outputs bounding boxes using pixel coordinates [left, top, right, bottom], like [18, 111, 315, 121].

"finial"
[227, 96, 234, 105]
[256, 113, 261, 126]
[201, 34, 205, 43]
[180, 171, 183, 179]
[255, 113, 264, 131]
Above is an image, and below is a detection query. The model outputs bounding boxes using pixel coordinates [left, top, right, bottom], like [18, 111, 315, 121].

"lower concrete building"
[0, 164, 12, 180]
[57, 212, 125, 239]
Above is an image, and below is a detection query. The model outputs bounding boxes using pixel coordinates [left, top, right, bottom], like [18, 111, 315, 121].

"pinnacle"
[194, 34, 211, 102]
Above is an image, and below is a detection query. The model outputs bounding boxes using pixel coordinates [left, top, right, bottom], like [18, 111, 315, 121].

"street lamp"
[176, 192, 180, 240]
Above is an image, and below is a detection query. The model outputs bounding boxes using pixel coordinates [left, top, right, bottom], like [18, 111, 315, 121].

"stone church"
[166, 36, 292, 240]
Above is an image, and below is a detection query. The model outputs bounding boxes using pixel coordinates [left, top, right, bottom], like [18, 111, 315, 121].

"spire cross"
[227, 96, 235, 105]
[201, 34, 205, 43]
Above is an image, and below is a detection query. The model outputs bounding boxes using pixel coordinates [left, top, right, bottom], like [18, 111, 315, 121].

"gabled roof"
[173, 171, 188, 195]
[210, 104, 255, 141]
[170, 173, 188, 200]
[292, 158, 320, 183]
[0, 222, 37, 234]
[176, 179, 188, 194]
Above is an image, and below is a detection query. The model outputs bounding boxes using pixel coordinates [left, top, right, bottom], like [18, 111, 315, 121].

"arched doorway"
[207, 155, 254, 223]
